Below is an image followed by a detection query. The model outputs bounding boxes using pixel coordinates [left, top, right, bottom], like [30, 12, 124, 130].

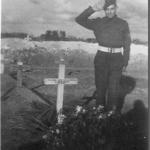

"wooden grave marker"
[44, 58, 78, 123]
[17, 61, 23, 87]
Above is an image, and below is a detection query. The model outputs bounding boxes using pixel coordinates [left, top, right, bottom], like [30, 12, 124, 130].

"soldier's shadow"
[117, 74, 136, 112]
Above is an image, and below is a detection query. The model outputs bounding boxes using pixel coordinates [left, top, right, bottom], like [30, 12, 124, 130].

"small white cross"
[24, 35, 31, 41]
[44, 59, 78, 122]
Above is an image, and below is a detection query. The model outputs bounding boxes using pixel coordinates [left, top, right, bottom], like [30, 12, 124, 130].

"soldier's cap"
[103, 0, 117, 10]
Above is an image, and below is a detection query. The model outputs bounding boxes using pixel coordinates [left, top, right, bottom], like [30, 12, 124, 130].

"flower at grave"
[56, 129, 60, 134]
[51, 130, 54, 134]
[98, 114, 103, 119]
[48, 127, 55, 134]
[58, 114, 66, 124]
[75, 105, 82, 114]
[93, 107, 96, 110]
[97, 105, 104, 112]
[42, 134, 48, 139]
[44, 102, 148, 150]
[82, 109, 86, 113]
[107, 110, 115, 117]
[98, 113, 107, 119]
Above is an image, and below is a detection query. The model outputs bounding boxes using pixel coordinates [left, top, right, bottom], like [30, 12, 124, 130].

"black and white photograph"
[1, 0, 148, 149]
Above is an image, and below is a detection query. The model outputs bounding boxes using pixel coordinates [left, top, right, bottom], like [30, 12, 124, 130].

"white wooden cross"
[17, 61, 23, 87]
[44, 58, 78, 121]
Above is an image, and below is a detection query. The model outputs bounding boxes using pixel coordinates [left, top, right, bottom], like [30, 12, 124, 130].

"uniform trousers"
[94, 50, 124, 111]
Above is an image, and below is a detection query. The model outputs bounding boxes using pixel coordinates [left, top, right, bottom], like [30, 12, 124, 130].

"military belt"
[98, 45, 123, 54]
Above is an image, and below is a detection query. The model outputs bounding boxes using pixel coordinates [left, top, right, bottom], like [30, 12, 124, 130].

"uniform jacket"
[75, 6, 131, 63]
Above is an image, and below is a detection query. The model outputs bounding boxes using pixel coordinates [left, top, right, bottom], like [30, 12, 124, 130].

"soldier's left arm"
[123, 21, 131, 67]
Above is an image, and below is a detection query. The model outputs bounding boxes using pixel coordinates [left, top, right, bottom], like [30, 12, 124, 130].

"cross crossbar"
[44, 78, 78, 85]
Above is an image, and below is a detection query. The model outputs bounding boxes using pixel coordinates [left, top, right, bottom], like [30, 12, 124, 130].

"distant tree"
[59, 31, 66, 40]
[45, 30, 53, 41]
[39, 34, 46, 41]
[132, 39, 148, 45]
[52, 30, 59, 41]
[44, 30, 60, 41]
[1, 32, 27, 39]
[86, 38, 97, 43]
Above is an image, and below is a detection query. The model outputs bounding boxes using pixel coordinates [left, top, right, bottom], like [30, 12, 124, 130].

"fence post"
[17, 61, 23, 87]
[0, 53, 4, 74]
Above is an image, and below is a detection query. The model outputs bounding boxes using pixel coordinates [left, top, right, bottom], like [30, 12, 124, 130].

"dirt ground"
[1, 66, 148, 150]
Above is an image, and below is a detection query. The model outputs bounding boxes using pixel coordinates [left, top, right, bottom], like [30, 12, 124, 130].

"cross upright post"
[17, 61, 23, 88]
[44, 58, 78, 123]
[56, 58, 65, 114]
[0, 53, 4, 74]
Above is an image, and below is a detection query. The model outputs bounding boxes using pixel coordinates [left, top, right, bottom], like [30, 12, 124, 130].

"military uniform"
[75, 5, 131, 111]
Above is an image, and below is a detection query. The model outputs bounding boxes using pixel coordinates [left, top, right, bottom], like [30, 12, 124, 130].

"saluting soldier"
[75, 0, 131, 113]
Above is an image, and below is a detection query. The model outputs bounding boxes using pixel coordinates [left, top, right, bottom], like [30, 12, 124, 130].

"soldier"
[75, 0, 131, 113]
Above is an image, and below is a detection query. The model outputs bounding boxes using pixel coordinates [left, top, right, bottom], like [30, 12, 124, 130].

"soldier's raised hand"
[92, 0, 105, 11]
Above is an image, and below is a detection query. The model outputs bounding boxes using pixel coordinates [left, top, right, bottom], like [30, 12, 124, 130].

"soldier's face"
[105, 4, 117, 18]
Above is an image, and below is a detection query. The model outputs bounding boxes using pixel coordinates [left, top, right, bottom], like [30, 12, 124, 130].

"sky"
[2, 0, 148, 41]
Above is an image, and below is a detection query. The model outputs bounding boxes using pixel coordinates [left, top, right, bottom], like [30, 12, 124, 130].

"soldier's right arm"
[75, 6, 96, 30]
[75, 0, 105, 30]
